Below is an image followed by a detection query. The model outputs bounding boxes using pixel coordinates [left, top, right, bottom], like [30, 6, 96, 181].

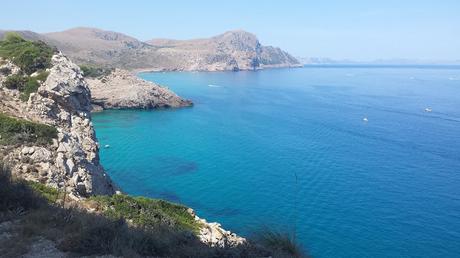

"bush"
[0, 66, 11, 75]
[3, 72, 49, 101]
[19, 72, 49, 101]
[0, 164, 44, 215]
[80, 65, 113, 78]
[0, 33, 56, 75]
[253, 229, 308, 258]
[27, 181, 59, 203]
[0, 33, 52, 101]
[2, 74, 27, 90]
[90, 194, 200, 232]
[0, 113, 57, 145]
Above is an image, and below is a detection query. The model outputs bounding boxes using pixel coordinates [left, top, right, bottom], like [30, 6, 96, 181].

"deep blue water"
[92, 66, 460, 258]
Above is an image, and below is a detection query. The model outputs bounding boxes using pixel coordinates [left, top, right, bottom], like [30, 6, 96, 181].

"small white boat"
[363, 117, 369, 122]
[104, 144, 110, 148]
[425, 108, 432, 112]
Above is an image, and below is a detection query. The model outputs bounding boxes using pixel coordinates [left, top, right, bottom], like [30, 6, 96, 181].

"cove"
[92, 66, 460, 258]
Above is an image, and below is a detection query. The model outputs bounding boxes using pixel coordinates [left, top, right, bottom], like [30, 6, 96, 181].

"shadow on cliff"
[0, 164, 307, 258]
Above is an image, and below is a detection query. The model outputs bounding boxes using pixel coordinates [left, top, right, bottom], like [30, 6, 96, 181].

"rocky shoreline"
[86, 69, 192, 111]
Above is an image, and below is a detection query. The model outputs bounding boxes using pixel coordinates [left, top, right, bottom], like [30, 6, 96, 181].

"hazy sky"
[1, 0, 459, 61]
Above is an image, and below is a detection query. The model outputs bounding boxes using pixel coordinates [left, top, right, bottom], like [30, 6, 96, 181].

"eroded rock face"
[1, 53, 116, 197]
[145, 30, 302, 72]
[86, 69, 192, 110]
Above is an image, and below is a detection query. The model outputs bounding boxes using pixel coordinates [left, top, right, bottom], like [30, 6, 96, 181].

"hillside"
[146, 30, 301, 71]
[1, 27, 301, 71]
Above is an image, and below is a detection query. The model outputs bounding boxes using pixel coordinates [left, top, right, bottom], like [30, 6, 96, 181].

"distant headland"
[0, 27, 301, 72]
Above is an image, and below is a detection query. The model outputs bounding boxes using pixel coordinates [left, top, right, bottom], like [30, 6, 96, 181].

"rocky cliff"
[145, 30, 301, 71]
[0, 53, 116, 198]
[1, 27, 301, 72]
[86, 69, 192, 110]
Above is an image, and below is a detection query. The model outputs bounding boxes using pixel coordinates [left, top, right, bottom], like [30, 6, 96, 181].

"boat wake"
[208, 84, 222, 88]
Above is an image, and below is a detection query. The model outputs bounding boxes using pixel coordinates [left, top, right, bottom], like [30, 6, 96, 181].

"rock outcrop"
[0, 53, 116, 197]
[86, 69, 192, 110]
[1, 28, 301, 72]
[187, 208, 246, 247]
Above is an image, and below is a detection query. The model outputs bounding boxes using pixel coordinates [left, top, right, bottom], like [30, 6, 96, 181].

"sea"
[92, 65, 460, 258]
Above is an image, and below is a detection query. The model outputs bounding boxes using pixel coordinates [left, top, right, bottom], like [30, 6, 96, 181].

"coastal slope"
[146, 30, 301, 71]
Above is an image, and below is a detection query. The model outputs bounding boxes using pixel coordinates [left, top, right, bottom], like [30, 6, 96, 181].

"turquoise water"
[92, 66, 460, 258]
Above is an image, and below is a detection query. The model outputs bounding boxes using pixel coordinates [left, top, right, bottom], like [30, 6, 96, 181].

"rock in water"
[86, 69, 192, 110]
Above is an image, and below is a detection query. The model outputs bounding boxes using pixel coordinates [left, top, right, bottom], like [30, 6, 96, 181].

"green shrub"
[2, 74, 27, 90]
[0, 33, 52, 101]
[0, 33, 56, 75]
[0, 164, 44, 214]
[0, 66, 11, 75]
[253, 229, 307, 257]
[90, 194, 200, 232]
[27, 181, 59, 203]
[80, 65, 113, 78]
[0, 113, 57, 145]
[19, 72, 48, 101]
[2, 72, 49, 101]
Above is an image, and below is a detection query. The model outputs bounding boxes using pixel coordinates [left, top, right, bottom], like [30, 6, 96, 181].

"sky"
[1, 0, 459, 61]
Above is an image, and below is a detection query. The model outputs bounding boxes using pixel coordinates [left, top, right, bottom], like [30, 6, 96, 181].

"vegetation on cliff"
[79, 64, 113, 78]
[0, 33, 54, 100]
[2, 71, 49, 100]
[0, 113, 57, 145]
[90, 194, 200, 232]
[0, 32, 55, 75]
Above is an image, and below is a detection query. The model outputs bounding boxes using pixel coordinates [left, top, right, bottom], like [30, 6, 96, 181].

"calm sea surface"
[92, 66, 460, 258]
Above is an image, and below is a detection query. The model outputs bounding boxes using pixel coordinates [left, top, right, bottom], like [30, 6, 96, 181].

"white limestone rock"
[187, 208, 246, 247]
[86, 69, 192, 110]
[1, 53, 117, 197]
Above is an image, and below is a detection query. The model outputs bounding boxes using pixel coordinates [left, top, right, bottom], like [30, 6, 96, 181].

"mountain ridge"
[0, 27, 301, 71]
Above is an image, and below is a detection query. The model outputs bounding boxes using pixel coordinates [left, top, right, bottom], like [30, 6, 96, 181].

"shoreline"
[132, 63, 304, 76]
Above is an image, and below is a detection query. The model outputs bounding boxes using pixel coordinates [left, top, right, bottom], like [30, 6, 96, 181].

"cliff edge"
[1, 53, 116, 197]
